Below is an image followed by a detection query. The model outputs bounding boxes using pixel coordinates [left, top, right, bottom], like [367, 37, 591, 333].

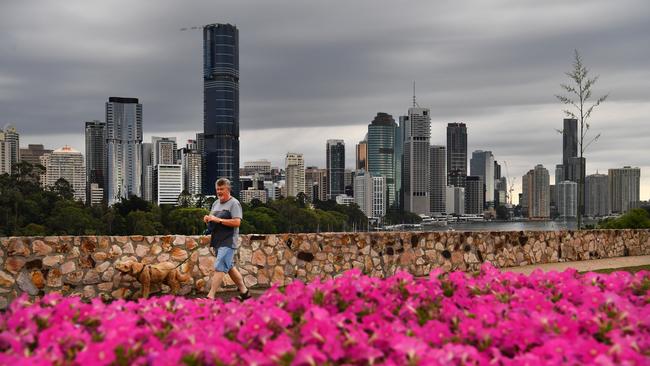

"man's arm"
[210, 216, 241, 228]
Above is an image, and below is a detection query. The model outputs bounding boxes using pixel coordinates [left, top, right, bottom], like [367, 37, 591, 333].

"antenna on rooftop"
[412, 81, 417, 107]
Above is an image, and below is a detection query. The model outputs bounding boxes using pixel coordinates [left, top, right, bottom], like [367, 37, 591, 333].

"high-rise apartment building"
[285, 153, 305, 197]
[447, 122, 467, 188]
[367, 112, 396, 206]
[557, 180, 577, 218]
[585, 173, 609, 217]
[106, 97, 143, 205]
[445, 186, 465, 215]
[0, 124, 20, 174]
[305, 166, 327, 202]
[403, 107, 431, 214]
[154, 164, 183, 205]
[152, 137, 178, 166]
[608, 167, 640, 214]
[41, 146, 86, 203]
[464, 176, 484, 215]
[180, 145, 202, 196]
[522, 164, 550, 219]
[203, 23, 240, 196]
[85, 121, 106, 203]
[354, 171, 386, 219]
[430, 145, 446, 214]
[326, 140, 345, 199]
[470, 150, 495, 208]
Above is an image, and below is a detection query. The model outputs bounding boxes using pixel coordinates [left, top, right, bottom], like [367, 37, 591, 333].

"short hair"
[215, 178, 231, 190]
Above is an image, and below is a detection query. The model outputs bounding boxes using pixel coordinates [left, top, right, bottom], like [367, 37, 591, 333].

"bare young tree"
[556, 50, 608, 230]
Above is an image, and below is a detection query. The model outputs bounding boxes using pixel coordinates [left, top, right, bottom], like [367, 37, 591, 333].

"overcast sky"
[2, 0, 649, 201]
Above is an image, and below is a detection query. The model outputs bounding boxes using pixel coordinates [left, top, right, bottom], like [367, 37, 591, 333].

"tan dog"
[115, 260, 194, 298]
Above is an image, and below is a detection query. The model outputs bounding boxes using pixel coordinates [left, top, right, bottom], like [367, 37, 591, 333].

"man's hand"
[203, 215, 220, 224]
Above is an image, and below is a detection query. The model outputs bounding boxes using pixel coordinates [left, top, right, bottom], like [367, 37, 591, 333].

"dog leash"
[173, 246, 201, 269]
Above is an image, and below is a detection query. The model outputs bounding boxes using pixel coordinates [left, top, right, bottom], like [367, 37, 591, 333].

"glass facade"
[367, 112, 396, 207]
[203, 23, 240, 196]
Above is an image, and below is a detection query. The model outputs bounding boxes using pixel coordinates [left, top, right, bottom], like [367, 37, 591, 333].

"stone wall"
[1, 230, 649, 308]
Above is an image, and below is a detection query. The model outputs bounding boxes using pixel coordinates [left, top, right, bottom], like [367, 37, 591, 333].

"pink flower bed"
[1, 264, 649, 365]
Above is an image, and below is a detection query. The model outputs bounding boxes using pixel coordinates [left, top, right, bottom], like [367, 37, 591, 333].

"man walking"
[203, 178, 250, 300]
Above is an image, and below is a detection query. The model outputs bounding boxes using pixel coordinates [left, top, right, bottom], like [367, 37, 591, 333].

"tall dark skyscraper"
[203, 23, 240, 196]
[367, 112, 396, 206]
[326, 139, 345, 199]
[85, 120, 107, 203]
[562, 118, 578, 180]
[447, 122, 467, 188]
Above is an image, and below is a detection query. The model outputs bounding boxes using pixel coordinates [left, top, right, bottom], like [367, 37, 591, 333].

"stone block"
[8, 239, 30, 256]
[31, 270, 45, 289]
[4, 257, 26, 274]
[46, 268, 62, 287]
[110, 245, 123, 257]
[252, 250, 266, 266]
[18, 271, 39, 295]
[150, 244, 163, 256]
[43, 255, 64, 267]
[83, 286, 96, 299]
[135, 244, 149, 258]
[123, 242, 135, 254]
[171, 247, 188, 261]
[0, 271, 15, 287]
[64, 270, 84, 285]
[32, 240, 53, 256]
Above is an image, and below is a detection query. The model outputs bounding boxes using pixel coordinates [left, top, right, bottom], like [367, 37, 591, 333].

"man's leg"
[207, 271, 225, 299]
[228, 266, 248, 294]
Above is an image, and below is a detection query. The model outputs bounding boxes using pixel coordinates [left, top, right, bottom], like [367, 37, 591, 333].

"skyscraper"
[41, 146, 86, 203]
[106, 97, 143, 205]
[285, 153, 305, 197]
[326, 139, 345, 199]
[305, 166, 327, 202]
[585, 173, 609, 217]
[356, 138, 368, 171]
[154, 165, 183, 205]
[203, 23, 240, 196]
[20, 144, 52, 167]
[403, 107, 431, 215]
[367, 112, 396, 206]
[354, 171, 386, 219]
[562, 118, 578, 180]
[447, 123, 467, 188]
[141, 143, 153, 202]
[180, 142, 202, 196]
[470, 150, 495, 208]
[522, 165, 550, 219]
[430, 145, 446, 214]
[445, 186, 465, 215]
[608, 167, 641, 214]
[557, 180, 577, 218]
[152, 137, 178, 166]
[465, 176, 484, 215]
[85, 121, 106, 203]
[394, 117, 405, 209]
[0, 124, 20, 174]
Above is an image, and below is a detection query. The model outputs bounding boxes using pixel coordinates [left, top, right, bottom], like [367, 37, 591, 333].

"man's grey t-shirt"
[210, 196, 243, 248]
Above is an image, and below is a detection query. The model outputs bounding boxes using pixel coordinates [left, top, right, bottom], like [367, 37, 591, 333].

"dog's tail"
[178, 252, 196, 283]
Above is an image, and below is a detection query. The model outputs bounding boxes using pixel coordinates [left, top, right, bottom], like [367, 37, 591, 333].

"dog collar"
[134, 265, 147, 276]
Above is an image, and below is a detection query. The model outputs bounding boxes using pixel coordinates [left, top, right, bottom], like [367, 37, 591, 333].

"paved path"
[503, 255, 650, 275]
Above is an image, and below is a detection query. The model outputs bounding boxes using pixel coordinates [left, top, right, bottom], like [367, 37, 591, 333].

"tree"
[556, 50, 608, 230]
[167, 207, 209, 235]
[599, 209, 650, 229]
[52, 178, 75, 201]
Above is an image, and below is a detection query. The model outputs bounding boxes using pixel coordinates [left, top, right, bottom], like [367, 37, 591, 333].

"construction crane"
[503, 161, 516, 207]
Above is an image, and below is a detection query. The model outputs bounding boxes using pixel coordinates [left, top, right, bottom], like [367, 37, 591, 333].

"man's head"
[215, 178, 232, 201]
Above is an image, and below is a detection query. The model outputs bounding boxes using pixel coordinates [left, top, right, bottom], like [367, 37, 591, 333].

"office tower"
[394, 117, 405, 209]
[430, 145, 446, 214]
[203, 23, 240, 196]
[555, 164, 564, 185]
[585, 173, 609, 217]
[0, 137, 9, 174]
[326, 139, 345, 199]
[367, 112, 396, 206]
[494, 161, 501, 182]
[445, 186, 465, 215]
[20, 144, 52, 166]
[470, 150, 495, 208]
[180, 145, 202, 196]
[344, 169, 355, 197]
[106, 97, 143, 205]
[305, 166, 327, 202]
[566, 157, 585, 183]
[447, 122, 467, 188]
[285, 153, 305, 197]
[354, 171, 386, 219]
[85, 121, 107, 203]
[88, 183, 104, 206]
[403, 106, 431, 214]
[608, 167, 641, 214]
[549, 184, 557, 218]
[522, 164, 550, 219]
[152, 137, 178, 166]
[465, 176, 484, 215]
[241, 188, 268, 204]
[356, 138, 368, 171]
[154, 165, 183, 205]
[244, 159, 272, 179]
[40, 146, 86, 203]
[0, 124, 20, 171]
[141, 143, 153, 202]
[496, 177, 507, 208]
[557, 181, 577, 218]
[562, 118, 578, 180]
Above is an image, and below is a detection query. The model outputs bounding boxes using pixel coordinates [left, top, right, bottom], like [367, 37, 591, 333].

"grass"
[582, 264, 650, 274]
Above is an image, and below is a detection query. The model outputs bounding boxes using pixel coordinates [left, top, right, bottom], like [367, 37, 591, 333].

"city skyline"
[2, 1, 649, 201]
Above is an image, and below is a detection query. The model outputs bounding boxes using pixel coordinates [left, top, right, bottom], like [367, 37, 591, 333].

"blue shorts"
[214, 246, 235, 272]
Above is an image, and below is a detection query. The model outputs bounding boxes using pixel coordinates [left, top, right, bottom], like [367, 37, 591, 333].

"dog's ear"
[131, 262, 144, 274]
